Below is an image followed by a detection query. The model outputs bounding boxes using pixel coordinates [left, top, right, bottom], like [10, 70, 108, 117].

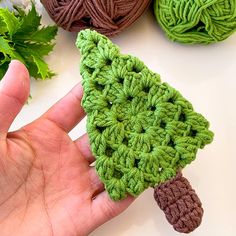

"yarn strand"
[154, 0, 236, 44]
[41, 0, 151, 36]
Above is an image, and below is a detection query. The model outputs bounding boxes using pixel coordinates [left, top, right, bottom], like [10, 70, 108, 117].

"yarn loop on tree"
[41, 0, 151, 36]
[154, 0, 236, 44]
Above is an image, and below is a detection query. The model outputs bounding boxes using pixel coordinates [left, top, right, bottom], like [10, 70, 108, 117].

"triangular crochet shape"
[76, 30, 214, 201]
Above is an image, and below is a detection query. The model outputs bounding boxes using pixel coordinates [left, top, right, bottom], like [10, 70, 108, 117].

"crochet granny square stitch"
[76, 30, 214, 201]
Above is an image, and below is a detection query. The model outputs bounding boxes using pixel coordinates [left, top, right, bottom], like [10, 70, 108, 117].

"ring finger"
[89, 167, 105, 199]
[75, 133, 95, 164]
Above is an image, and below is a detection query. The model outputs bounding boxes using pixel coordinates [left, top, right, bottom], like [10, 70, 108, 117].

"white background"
[6, 2, 236, 236]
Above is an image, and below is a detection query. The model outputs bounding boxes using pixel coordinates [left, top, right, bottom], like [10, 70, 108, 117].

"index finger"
[0, 60, 30, 137]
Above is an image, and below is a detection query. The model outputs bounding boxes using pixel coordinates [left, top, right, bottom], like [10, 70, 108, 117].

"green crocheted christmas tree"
[76, 30, 214, 201]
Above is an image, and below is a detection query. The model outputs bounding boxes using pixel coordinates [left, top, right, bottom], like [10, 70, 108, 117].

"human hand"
[0, 60, 134, 236]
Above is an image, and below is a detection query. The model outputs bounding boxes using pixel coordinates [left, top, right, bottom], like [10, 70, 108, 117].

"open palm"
[0, 61, 134, 236]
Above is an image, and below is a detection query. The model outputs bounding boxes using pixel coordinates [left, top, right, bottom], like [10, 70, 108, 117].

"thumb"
[0, 60, 30, 136]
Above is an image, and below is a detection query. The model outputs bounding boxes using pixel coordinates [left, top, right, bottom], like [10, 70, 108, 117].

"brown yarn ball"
[154, 172, 204, 233]
[41, 0, 151, 36]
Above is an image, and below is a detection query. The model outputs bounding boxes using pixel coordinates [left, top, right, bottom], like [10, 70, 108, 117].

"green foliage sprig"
[0, 4, 58, 79]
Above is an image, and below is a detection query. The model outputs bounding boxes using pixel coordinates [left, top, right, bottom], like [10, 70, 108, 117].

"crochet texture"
[154, 172, 203, 233]
[154, 0, 236, 44]
[76, 29, 214, 201]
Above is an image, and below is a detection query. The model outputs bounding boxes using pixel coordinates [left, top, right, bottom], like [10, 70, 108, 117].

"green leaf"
[15, 4, 41, 35]
[0, 36, 25, 64]
[13, 6, 27, 18]
[0, 35, 15, 57]
[13, 25, 58, 44]
[0, 8, 21, 36]
[0, 61, 9, 80]
[16, 45, 55, 80]
[26, 61, 41, 78]
[28, 26, 58, 43]
[0, 53, 10, 66]
[32, 54, 54, 80]
[0, 20, 7, 34]
[0, 4, 57, 81]
[26, 43, 55, 56]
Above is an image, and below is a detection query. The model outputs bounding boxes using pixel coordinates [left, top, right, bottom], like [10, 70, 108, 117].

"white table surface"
[8, 2, 236, 236]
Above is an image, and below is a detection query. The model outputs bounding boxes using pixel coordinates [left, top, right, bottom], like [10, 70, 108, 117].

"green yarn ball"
[154, 0, 236, 44]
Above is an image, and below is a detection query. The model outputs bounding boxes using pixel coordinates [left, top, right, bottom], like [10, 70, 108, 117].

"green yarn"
[154, 0, 236, 44]
[76, 29, 214, 201]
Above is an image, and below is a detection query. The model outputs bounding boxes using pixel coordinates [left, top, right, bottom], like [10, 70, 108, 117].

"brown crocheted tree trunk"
[154, 172, 203, 233]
